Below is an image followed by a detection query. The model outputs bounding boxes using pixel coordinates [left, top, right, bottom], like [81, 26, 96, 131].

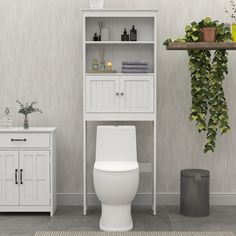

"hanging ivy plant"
[164, 17, 231, 153]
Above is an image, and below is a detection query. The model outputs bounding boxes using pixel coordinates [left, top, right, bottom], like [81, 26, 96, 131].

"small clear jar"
[0, 107, 13, 128]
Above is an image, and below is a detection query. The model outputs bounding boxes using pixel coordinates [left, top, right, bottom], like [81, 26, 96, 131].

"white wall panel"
[0, 0, 235, 195]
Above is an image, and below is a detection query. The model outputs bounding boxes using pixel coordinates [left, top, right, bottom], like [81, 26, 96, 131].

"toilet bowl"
[93, 126, 139, 232]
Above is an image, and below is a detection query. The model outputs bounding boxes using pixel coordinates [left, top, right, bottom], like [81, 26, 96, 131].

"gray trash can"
[180, 169, 210, 217]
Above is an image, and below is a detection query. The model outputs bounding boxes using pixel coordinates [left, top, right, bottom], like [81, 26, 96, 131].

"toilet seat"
[94, 161, 139, 173]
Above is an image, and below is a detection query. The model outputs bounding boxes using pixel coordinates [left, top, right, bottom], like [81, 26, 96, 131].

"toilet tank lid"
[94, 161, 139, 173]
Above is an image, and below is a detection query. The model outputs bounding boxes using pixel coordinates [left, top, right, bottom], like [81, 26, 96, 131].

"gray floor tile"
[47, 208, 100, 231]
[132, 207, 173, 231]
[166, 206, 236, 232]
[0, 213, 51, 234]
[0, 206, 235, 236]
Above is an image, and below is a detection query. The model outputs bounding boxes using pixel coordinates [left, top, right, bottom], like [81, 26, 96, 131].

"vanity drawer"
[0, 133, 50, 148]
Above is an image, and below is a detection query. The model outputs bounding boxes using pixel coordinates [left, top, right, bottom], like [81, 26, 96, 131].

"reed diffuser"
[99, 47, 106, 71]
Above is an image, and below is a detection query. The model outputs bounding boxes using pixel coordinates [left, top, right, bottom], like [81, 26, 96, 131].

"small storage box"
[180, 169, 210, 217]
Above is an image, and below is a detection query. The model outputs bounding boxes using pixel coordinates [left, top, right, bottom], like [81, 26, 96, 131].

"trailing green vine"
[164, 17, 231, 153]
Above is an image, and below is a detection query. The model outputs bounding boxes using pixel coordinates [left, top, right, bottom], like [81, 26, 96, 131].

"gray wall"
[0, 0, 236, 195]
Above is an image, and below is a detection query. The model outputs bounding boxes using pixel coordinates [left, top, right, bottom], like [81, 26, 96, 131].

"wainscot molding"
[57, 193, 236, 206]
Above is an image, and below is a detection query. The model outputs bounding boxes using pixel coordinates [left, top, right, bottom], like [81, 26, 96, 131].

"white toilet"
[93, 126, 139, 232]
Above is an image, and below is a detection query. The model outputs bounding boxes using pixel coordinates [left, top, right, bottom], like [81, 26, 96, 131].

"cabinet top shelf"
[85, 41, 155, 45]
[82, 9, 158, 12]
[0, 127, 57, 133]
[166, 42, 236, 50]
[82, 9, 158, 17]
[86, 73, 155, 76]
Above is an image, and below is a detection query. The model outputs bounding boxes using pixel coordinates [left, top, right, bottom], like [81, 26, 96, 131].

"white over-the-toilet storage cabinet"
[83, 9, 157, 215]
[86, 75, 154, 112]
[0, 128, 57, 216]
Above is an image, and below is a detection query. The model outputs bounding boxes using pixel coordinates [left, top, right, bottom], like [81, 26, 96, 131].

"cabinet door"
[86, 76, 119, 112]
[19, 151, 50, 205]
[0, 151, 19, 205]
[120, 76, 154, 112]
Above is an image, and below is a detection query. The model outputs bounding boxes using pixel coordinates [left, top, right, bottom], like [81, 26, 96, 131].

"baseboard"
[57, 193, 236, 206]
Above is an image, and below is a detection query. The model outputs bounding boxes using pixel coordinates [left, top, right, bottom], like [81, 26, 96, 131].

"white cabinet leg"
[153, 120, 157, 216]
[83, 120, 87, 216]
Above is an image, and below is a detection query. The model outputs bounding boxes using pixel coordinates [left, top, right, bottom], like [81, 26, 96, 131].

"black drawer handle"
[20, 169, 23, 184]
[11, 138, 27, 142]
[15, 169, 18, 184]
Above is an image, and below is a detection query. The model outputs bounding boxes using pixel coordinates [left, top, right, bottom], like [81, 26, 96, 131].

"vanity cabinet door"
[0, 151, 19, 205]
[120, 76, 154, 112]
[86, 76, 120, 112]
[19, 151, 50, 206]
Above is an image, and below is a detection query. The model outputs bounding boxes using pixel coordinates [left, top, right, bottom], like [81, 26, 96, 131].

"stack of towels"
[122, 61, 149, 73]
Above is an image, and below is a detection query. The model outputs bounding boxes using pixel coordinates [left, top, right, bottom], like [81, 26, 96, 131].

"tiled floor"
[0, 206, 236, 236]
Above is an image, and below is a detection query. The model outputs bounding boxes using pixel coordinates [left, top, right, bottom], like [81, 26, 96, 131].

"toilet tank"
[96, 126, 137, 162]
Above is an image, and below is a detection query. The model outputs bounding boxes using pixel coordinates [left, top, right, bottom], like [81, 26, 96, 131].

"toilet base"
[100, 204, 133, 232]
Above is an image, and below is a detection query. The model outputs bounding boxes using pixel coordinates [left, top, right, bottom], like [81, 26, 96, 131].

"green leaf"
[191, 35, 199, 41]
[185, 25, 191, 32]
[164, 18, 230, 153]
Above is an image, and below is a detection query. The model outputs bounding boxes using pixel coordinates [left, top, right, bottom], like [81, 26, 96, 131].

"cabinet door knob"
[116, 92, 119, 96]
[120, 92, 124, 96]
[20, 169, 23, 184]
[15, 169, 18, 185]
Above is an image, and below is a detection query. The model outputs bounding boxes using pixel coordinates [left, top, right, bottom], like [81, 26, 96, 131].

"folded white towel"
[122, 65, 148, 69]
[122, 68, 148, 73]
[122, 60, 148, 66]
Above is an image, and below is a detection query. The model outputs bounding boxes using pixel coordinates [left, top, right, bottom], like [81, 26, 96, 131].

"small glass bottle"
[93, 33, 99, 41]
[130, 25, 137, 41]
[121, 28, 129, 41]
[99, 59, 106, 71]
[0, 107, 13, 128]
[92, 59, 99, 71]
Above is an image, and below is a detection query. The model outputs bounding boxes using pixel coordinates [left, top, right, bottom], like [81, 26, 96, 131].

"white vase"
[90, 0, 104, 9]
[101, 28, 110, 41]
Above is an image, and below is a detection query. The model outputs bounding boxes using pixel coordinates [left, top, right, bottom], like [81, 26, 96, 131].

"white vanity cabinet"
[0, 128, 56, 216]
[86, 75, 154, 113]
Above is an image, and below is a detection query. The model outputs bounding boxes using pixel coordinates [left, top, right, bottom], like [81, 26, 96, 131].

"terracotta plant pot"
[201, 27, 216, 42]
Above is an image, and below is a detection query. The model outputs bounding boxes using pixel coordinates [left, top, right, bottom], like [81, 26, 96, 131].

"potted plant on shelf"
[16, 100, 42, 129]
[199, 17, 218, 42]
[225, 0, 236, 42]
[164, 18, 231, 153]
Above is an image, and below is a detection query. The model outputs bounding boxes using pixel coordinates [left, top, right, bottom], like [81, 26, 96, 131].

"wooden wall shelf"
[166, 42, 236, 50]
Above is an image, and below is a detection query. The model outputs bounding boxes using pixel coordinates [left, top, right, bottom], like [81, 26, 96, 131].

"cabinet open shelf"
[166, 42, 236, 50]
[86, 44, 154, 73]
[85, 41, 155, 45]
[86, 72, 155, 76]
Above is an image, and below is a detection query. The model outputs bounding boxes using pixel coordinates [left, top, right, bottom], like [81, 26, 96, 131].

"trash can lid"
[181, 169, 210, 178]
